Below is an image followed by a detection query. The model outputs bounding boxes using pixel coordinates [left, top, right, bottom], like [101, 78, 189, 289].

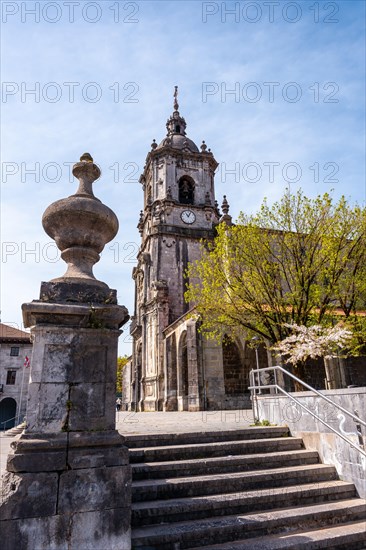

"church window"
[222, 336, 245, 395]
[175, 125, 180, 133]
[6, 370, 16, 385]
[10, 347, 19, 356]
[178, 177, 194, 205]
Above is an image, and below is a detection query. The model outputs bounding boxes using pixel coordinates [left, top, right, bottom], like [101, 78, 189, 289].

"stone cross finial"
[174, 85, 179, 111]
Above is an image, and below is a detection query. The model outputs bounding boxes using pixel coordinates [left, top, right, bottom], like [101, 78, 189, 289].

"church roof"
[0, 322, 31, 343]
[157, 133, 199, 153]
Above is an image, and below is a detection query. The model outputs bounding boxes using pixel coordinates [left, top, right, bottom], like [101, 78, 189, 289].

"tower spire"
[174, 85, 179, 111]
[166, 86, 187, 137]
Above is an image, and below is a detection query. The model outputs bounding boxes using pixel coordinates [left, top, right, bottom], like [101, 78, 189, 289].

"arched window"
[222, 335, 245, 395]
[178, 176, 194, 205]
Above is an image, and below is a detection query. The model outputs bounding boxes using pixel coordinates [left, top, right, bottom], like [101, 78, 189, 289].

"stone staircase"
[127, 427, 366, 549]
[2, 422, 25, 437]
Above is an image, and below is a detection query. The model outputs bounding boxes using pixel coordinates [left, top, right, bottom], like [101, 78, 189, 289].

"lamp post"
[250, 336, 261, 422]
[251, 336, 261, 391]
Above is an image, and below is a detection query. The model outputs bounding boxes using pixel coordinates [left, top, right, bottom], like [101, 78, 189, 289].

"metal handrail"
[249, 366, 366, 458]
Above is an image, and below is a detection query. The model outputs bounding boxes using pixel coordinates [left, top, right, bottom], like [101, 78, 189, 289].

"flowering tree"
[272, 323, 353, 389]
[272, 323, 353, 365]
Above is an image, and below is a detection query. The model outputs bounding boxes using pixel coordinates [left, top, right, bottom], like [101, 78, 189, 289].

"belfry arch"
[178, 176, 195, 205]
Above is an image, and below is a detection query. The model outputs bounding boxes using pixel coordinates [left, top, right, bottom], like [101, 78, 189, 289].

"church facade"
[123, 91, 366, 412]
[123, 91, 269, 412]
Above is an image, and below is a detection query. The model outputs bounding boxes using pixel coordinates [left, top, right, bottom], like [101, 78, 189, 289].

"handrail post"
[249, 370, 259, 423]
[354, 409, 365, 451]
[274, 367, 278, 394]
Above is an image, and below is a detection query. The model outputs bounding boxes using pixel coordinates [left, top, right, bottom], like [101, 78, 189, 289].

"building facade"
[125, 91, 267, 412]
[124, 92, 365, 412]
[0, 323, 32, 429]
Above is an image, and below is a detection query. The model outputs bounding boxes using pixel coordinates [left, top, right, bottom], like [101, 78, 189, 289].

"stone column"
[187, 319, 202, 411]
[0, 154, 131, 550]
[163, 333, 178, 411]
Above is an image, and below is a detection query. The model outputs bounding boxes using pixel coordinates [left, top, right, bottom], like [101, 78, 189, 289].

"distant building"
[0, 323, 32, 429]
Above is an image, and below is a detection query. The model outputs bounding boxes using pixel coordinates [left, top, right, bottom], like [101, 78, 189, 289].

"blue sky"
[1, 0, 365, 355]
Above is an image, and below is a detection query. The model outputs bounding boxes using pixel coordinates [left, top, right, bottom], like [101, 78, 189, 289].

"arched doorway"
[178, 331, 189, 410]
[0, 397, 17, 430]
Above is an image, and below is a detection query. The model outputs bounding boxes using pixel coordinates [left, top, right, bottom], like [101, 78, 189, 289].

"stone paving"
[0, 410, 254, 478]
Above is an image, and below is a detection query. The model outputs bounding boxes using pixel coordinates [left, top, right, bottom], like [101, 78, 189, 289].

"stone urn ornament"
[40, 153, 120, 305]
[42, 153, 118, 288]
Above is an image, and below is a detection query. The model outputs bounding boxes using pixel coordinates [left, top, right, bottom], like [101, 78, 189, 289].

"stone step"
[131, 449, 319, 480]
[2, 422, 25, 437]
[132, 480, 356, 526]
[132, 499, 366, 548]
[129, 437, 303, 463]
[132, 463, 337, 502]
[125, 426, 289, 449]
[188, 520, 366, 549]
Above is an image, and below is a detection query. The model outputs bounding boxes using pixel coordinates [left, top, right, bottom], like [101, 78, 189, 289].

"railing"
[0, 414, 25, 432]
[249, 365, 366, 458]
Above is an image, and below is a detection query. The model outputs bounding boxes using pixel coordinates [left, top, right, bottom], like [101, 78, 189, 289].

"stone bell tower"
[130, 88, 220, 411]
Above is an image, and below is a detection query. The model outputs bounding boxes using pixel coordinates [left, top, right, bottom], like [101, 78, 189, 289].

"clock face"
[181, 209, 196, 224]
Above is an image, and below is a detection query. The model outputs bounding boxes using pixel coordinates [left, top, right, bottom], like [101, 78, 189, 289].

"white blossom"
[272, 323, 353, 365]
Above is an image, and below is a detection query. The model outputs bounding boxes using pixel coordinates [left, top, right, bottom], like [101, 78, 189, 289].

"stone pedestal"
[0, 155, 131, 549]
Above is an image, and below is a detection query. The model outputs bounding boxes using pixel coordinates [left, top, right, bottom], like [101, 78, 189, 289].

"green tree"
[185, 190, 365, 350]
[116, 355, 129, 395]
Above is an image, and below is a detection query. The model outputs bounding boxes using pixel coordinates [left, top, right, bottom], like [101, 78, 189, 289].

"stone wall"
[256, 388, 366, 498]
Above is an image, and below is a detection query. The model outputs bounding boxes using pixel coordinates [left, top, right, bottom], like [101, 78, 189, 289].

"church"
[123, 89, 270, 412]
[122, 89, 366, 413]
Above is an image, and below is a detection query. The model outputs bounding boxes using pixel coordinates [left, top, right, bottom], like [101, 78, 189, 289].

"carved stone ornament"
[162, 238, 176, 248]
[42, 154, 118, 289]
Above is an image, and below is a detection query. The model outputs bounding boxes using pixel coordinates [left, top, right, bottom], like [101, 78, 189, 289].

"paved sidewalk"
[116, 409, 254, 434]
[1, 409, 254, 478]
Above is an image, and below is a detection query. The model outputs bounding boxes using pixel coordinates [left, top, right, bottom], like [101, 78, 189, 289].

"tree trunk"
[270, 352, 293, 392]
[324, 356, 342, 389]
[293, 362, 306, 392]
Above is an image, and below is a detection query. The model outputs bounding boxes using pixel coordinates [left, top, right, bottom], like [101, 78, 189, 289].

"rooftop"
[0, 323, 31, 343]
